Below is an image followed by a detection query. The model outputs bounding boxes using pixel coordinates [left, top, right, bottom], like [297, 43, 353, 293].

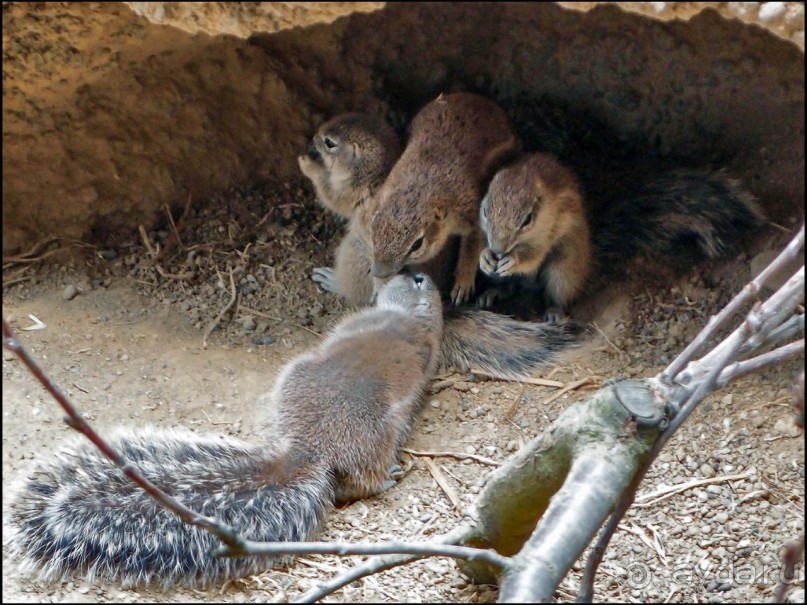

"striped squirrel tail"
[441, 308, 580, 381]
[7, 426, 333, 588]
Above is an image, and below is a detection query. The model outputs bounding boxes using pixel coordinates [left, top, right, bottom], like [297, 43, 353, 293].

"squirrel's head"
[480, 152, 581, 257]
[371, 183, 448, 279]
[376, 272, 443, 324]
[308, 113, 401, 196]
[370, 173, 451, 280]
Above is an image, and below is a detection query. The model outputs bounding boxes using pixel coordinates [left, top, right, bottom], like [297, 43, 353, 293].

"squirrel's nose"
[372, 261, 397, 279]
[307, 146, 321, 161]
[412, 274, 426, 285]
[489, 250, 503, 262]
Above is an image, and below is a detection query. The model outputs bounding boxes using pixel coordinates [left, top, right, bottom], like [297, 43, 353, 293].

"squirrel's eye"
[323, 137, 338, 150]
[481, 206, 488, 220]
[409, 236, 424, 254]
[520, 212, 533, 229]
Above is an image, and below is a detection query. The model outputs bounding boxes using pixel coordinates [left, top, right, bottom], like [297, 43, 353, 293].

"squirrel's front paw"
[543, 306, 568, 324]
[312, 267, 342, 296]
[298, 154, 321, 178]
[479, 248, 499, 276]
[495, 254, 517, 277]
[450, 279, 475, 306]
[476, 286, 501, 309]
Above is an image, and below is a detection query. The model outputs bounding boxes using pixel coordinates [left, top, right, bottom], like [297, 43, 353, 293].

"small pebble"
[700, 463, 716, 478]
[62, 284, 78, 300]
[773, 418, 793, 434]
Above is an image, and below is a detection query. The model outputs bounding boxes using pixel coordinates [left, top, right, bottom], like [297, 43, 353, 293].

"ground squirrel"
[8, 273, 443, 588]
[479, 151, 765, 318]
[370, 92, 521, 305]
[298, 113, 401, 305]
[299, 114, 578, 381]
[298, 112, 401, 221]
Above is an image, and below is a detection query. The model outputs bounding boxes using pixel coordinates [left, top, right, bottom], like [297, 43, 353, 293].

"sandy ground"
[2, 182, 804, 603]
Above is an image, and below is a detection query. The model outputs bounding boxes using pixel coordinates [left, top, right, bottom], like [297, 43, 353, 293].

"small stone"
[241, 317, 256, 332]
[250, 335, 275, 346]
[700, 463, 716, 478]
[773, 418, 794, 434]
[62, 284, 78, 300]
[99, 249, 117, 260]
[750, 415, 765, 428]
[715, 512, 729, 524]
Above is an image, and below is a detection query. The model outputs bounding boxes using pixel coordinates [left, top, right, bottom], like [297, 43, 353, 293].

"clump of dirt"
[2, 177, 804, 603]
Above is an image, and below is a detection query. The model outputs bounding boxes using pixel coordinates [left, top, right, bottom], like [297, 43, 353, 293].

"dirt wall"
[2, 2, 804, 255]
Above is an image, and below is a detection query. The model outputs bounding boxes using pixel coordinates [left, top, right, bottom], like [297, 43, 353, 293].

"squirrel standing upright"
[8, 273, 443, 588]
[298, 112, 402, 306]
[299, 111, 578, 381]
[479, 151, 765, 319]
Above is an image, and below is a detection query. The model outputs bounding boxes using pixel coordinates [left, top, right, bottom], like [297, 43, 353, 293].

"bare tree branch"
[213, 537, 509, 569]
[738, 313, 804, 356]
[454, 380, 665, 597]
[293, 526, 475, 603]
[663, 224, 804, 382]
[578, 226, 805, 602]
[717, 339, 804, 387]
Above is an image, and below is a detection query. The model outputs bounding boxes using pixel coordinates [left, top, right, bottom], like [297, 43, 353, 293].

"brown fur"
[298, 113, 401, 219]
[301, 113, 402, 305]
[370, 92, 521, 305]
[479, 152, 592, 312]
[264, 273, 443, 501]
[303, 112, 460, 306]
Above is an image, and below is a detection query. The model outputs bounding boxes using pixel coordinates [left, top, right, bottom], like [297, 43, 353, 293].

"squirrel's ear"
[352, 143, 362, 159]
[434, 206, 447, 221]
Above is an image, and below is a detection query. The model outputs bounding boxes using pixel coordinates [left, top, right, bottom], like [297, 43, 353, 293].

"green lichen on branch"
[459, 380, 663, 585]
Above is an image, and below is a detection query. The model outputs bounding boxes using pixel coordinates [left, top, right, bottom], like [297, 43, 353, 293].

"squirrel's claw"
[311, 267, 339, 294]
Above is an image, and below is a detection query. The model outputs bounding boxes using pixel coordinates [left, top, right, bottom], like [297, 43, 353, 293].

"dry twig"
[401, 447, 499, 466]
[470, 369, 564, 387]
[203, 267, 237, 348]
[542, 376, 598, 406]
[422, 457, 464, 512]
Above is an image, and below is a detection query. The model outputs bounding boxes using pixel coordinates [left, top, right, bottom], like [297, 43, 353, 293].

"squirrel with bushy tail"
[8, 273, 445, 588]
